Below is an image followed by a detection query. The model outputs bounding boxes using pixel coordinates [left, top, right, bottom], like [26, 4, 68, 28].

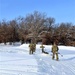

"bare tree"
[24, 11, 46, 43]
[55, 23, 72, 45]
[8, 20, 19, 45]
[0, 20, 9, 44]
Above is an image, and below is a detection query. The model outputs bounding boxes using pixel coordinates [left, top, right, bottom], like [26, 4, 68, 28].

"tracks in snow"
[34, 54, 75, 75]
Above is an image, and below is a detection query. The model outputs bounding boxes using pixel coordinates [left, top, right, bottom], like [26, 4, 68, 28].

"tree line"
[0, 11, 75, 46]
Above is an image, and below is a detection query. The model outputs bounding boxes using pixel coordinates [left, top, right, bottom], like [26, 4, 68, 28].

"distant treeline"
[0, 11, 75, 46]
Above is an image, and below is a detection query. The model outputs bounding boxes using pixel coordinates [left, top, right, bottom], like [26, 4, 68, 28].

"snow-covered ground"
[0, 43, 75, 75]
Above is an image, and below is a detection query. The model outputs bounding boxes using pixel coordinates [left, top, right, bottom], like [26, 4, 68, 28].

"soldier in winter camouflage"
[51, 42, 59, 61]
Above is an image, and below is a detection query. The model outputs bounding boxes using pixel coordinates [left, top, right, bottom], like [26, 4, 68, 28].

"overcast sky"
[0, 0, 75, 24]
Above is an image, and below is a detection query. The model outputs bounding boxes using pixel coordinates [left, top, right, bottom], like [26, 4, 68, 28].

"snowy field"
[0, 43, 75, 75]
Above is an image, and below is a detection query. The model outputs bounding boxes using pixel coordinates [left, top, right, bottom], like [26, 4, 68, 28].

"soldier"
[40, 44, 49, 54]
[51, 42, 59, 61]
[40, 44, 45, 53]
[29, 43, 34, 54]
[33, 43, 36, 52]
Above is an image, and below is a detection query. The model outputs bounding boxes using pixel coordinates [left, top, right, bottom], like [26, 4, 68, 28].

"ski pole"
[58, 53, 63, 57]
